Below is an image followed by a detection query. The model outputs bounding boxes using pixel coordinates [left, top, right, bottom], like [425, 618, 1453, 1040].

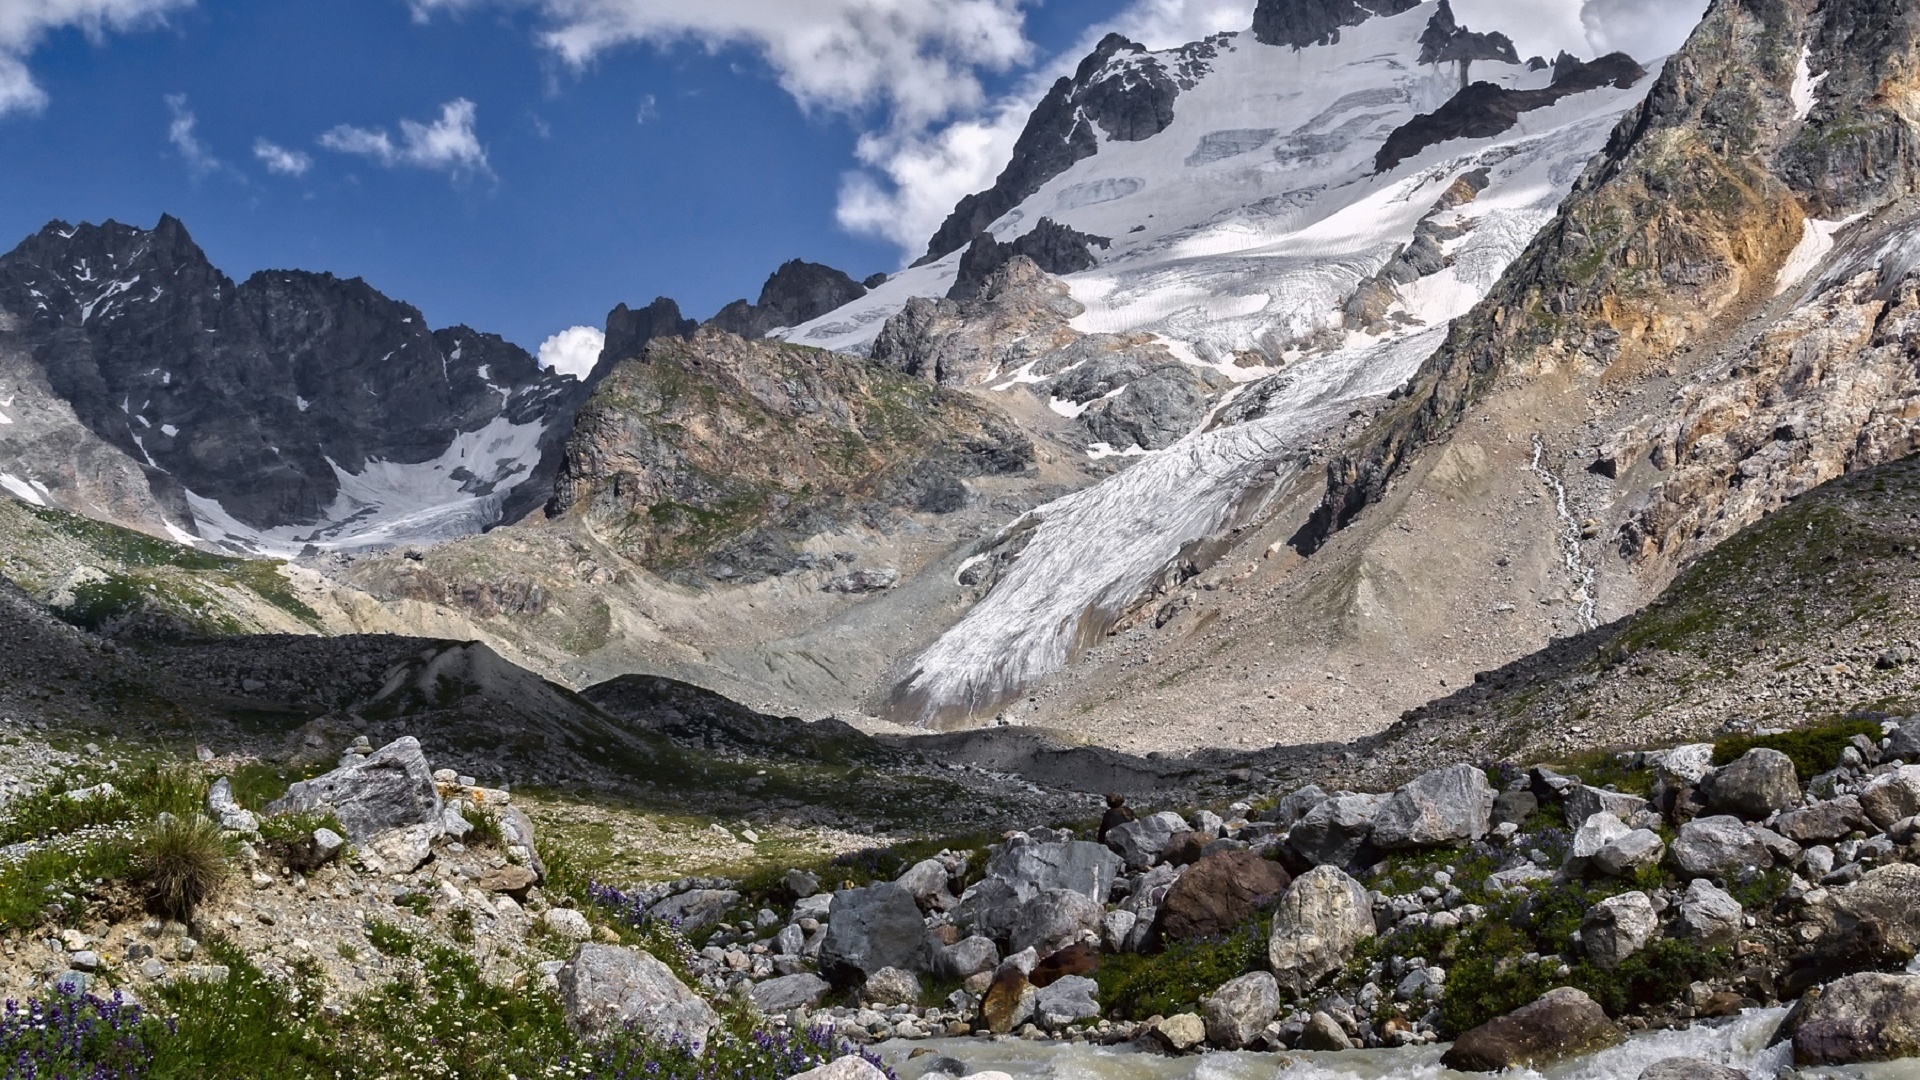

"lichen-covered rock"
[1703, 748, 1802, 819]
[1203, 971, 1280, 1049]
[1007, 888, 1103, 955]
[267, 736, 442, 843]
[1440, 987, 1622, 1072]
[1776, 796, 1871, 843]
[1267, 866, 1375, 998]
[1152, 1012, 1207, 1053]
[558, 944, 719, 1049]
[820, 883, 931, 983]
[1791, 973, 1920, 1066]
[1593, 829, 1666, 878]
[1675, 879, 1744, 947]
[862, 967, 920, 1007]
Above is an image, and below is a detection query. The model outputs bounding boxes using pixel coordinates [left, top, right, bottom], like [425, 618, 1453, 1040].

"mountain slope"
[0, 217, 587, 555]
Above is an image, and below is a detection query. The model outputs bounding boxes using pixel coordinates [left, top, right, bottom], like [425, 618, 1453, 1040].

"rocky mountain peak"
[1251, 0, 1420, 50]
[598, 297, 696, 382]
[708, 259, 869, 339]
[1417, 0, 1519, 79]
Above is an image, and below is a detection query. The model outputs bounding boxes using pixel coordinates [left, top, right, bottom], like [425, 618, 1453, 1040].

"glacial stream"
[877, 1008, 1920, 1080]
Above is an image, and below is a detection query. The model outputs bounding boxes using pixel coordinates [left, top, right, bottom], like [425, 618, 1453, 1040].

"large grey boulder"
[895, 859, 954, 908]
[1106, 811, 1191, 868]
[1033, 975, 1101, 1031]
[1203, 971, 1279, 1049]
[955, 840, 1121, 942]
[1441, 987, 1622, 1071]
[1582, 891, 1657, 969]
[1287, 793, 1385, 868]
[1008, 888, 1103, 955]
[1593, 829, 1666, 878]
[267, 736, 443, 843]
[1795, 864, 1920, 974]
[1790, 972, 1920, 1066]
[1860, 765, 1920, 830]
[1776, 796, 1870, 844]
[1655, 744, 1717, 785]
[1675, 879, 1743, 946]
[647, 889, 740, 933]
[1565, 785, 1649, 826]
[820, 883, 930, 983]
[1886, 722, 1920, 762]
[1267, 866, 1374, 998]
[1264, 784, 1328, 828]
[205, 777, 258, 834]
[1370, 765, 1495, 850]
[1569, 812, 1631, 863]
[749, 972, 830, 1013]
[1670, 816, 1773, 877]
[1703, 748, 1801, 819]
[936, 935, 999, 981]
[557, 944, 719, 1049]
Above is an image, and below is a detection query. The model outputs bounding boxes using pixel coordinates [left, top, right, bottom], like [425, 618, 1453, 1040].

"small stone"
[542, 908, 593, 942]
[1152, 1012, 1207, 1052]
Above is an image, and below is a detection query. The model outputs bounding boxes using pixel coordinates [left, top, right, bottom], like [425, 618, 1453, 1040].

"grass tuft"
[135, 813, 233, 918]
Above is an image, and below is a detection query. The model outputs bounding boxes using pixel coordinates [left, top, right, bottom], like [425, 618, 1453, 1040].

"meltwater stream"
[876, 1008, 1920, 1080]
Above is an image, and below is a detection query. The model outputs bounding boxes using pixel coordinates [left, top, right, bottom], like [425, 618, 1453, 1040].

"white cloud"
[635, 92, 656, 124]
[0, 0, 191, 117]
[318, 98, 491, 178]
[1580, 0, 1704, 61]
[253, 137, 311, 176]
[536, 325, 604, 379]
[164, 92, 219, 176]
[414, 0, 1033, 131]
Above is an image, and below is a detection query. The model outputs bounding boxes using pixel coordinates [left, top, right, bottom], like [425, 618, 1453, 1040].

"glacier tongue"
[880, 3, 1661, 724]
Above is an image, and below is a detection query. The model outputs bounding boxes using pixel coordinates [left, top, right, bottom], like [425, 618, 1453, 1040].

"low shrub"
[1096, 919, 1265, 1020]
[135, 814, 232, 918]
[1713, 717, 1883, 780]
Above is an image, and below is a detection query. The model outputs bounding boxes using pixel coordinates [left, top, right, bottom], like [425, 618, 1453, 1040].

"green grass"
[1096, 919, 1266, 1020]
[1713, 717, 1883, 780]
[135, 813, 235, 918]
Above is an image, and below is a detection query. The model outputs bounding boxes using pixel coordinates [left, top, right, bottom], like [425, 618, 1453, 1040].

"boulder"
[980, 967, 1036, 1034]
[820, 883, 931, 983]
[936, 936, 999, 981]
[1102, 909, 1138, 952]
[1154, 851, 1291, 942]
[1655, 744, 1717, 785]
[1582, 891, 1657, 969]
[543, 908, 594, 942]
[1267, 866, 1375, 998]
[1152, 1012, 1207, 1053]
[267, 736, 443, 843]
[1638, 1060, 1749, 1080]
[1032, 974, 1100, 1030]
[750, 972, 830, 1013]
[1791, 972, 1920, 1066]
[1776, 796, 1870, 844]
[648, 889, 740, 933]
[862, 967, 920, 1006]
[1795, 864, 1920, 976]
[1593, 829, 1665, 878]
[1670, 816, 1773, 878]
[1029, 942, 1097, 987]
[1286, 793, 1385, 869]
[206, 777, 258, 833]
[1860, 765, 1920, 830]
[1370, 765, 1496, 849]
[1564, 785, 1649, 825]
[496, 804, 546, 880]
[1439, 987, 1622, 1072]
[1703, 749, 1801, 819]
[1569, 812, 1631, 862]
[1675, 879, 1743, 947]
[366, 823, 438, 874]
[1492, 791, 1537, 827]
[1106, 811, 1191, 868]
[896, 860, 954, 908]
[1886, 722, 1920, 762]
[787, 1057, 889, 1080]
[1299, 1010, 1354, 1051]
[786, 869, 821, 898]
[557, 943, 719, 1049]
[1203, 971, 1279, 1049]
[1264, 784, 1328, 827]
[955, 840, 1120, 941]
[1007, 888, 1103, 955]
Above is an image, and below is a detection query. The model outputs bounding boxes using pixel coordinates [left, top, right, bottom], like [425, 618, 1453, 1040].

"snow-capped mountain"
[0, 216, 585, 555]
[770, 0, 1662, 724]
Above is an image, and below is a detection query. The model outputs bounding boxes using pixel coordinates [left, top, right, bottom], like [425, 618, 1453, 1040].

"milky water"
[877, 1009, 1920, 1080]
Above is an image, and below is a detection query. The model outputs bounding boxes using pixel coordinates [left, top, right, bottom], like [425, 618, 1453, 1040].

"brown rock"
[476, 865, 538, 900]
[1155, 851, 1292, 942]
[980, 967, 1034, 1034]
[1792, 973, 1920, 1066]
[1440, 987, 1622, 1072]
[1029, 943, 1098, 988]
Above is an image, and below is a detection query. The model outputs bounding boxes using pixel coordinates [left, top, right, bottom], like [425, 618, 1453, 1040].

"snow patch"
[296, 396, 311, 412]
[0, 473, 45, 506]
[160, 424, 179, 437]
[1776, 214, 1864, 296]
[0, 412, 11, 425]
[1791, 46, 1827, 120]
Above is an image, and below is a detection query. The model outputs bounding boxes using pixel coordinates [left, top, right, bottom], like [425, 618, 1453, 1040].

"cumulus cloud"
[164, 93, 220, 176]
[414, 0, 1033, 132]
[319, 98, 491, 178]
[253, 137, 311, 176]
[536, 325, 604, 379]
[0, 0, 191, 117]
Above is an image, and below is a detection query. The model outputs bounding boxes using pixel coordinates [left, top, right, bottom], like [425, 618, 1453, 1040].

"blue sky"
[0, 0, 1695, 370]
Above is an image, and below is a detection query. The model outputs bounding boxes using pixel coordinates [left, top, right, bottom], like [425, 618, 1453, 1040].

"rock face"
[1703, 749, 1802, 819]
[918, 33, 1218, 264]
[948, 219, 1110, 302]
[1203, 971, 1280, 1049]
[0, 216, 584, 546]
[1369, 764, 1496, 849]
[1155, 851, 1291, 941]
[597, 297, 695, 377]
[819, 883, 931, 984]
[1374, 52, 1645, 172]
[557, 943, 719, 1049]
[1440, 987, 1622, 1072]
[267, 736, 442, 843]
[707, 260, 869, 340]
[1790, 973, 1920, 1066]
[1267, 866, 1375, 998]
[548, 329, 1032, 580]
[1252, 0, 1419, 49]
